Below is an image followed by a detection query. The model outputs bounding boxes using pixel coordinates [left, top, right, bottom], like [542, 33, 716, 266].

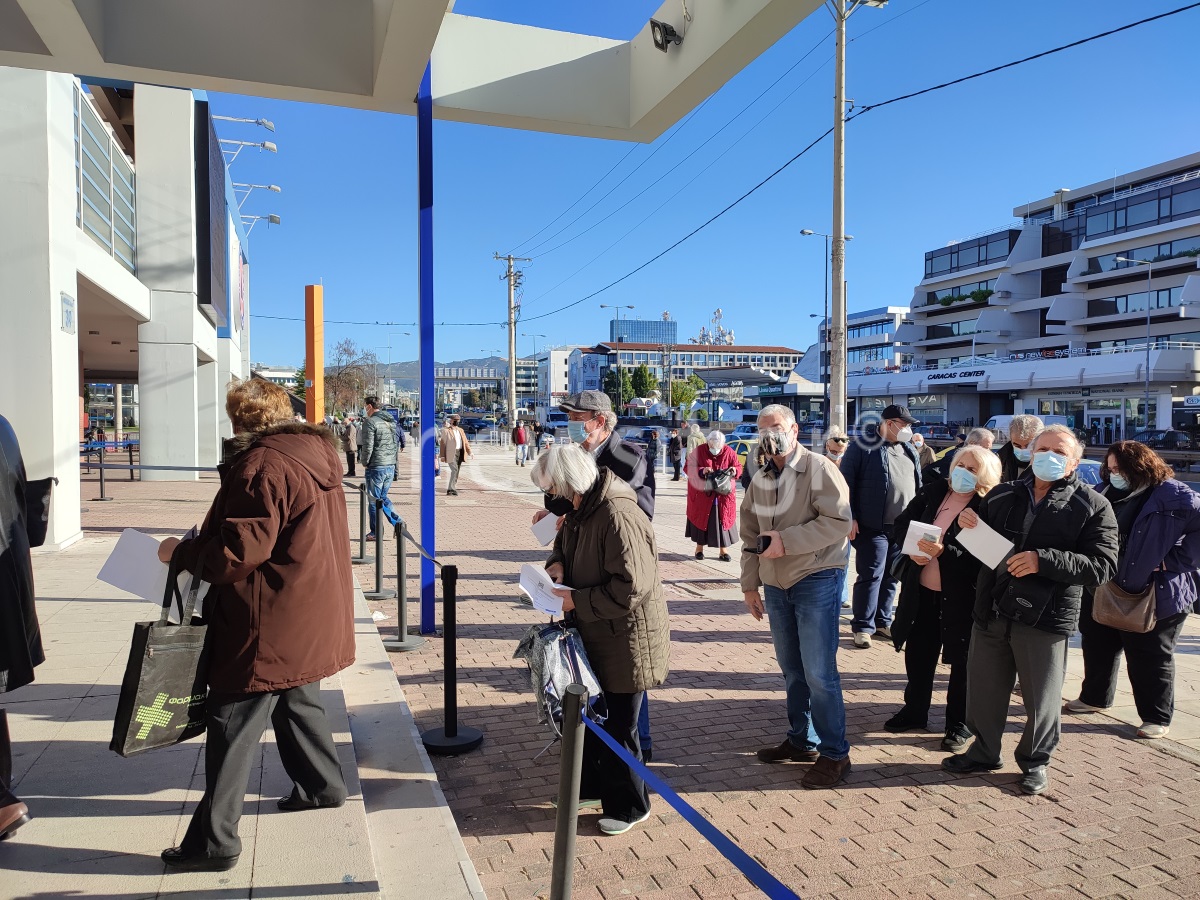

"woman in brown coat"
[156, 379, 355, 872]
[536, 444, 670, 837]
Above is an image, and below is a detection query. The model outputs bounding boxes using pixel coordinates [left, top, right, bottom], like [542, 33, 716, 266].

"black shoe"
[161, 847, 240, 872]
[941, 753, 1001, 775]
[695, 550, 704, 560]
[719, 553, 732, 562]
[276, 793, 346, 812]
[883, 709, 928, 733]
[757, 740, 820, 764]
[1019, 769, 1049, 796]
[941, 725, 973, 754]
[642, 747, 653, 763]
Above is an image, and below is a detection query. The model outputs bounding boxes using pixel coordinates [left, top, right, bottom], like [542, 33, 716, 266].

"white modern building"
[566, 342, 803, 394]
[535, 347, 579, 412]
[250, 364, 299, 388]
[851, 152, 1200, 439]
[0, 69, 253, 548]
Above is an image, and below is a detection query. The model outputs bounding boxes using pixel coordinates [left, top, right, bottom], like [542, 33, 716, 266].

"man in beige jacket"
[740, 404, 853, 789]
[438, 414, 472, 496]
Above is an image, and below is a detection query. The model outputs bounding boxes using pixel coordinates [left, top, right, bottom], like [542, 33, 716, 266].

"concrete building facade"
[0, 69, 252, 547]
[852, 152, 1200, 437]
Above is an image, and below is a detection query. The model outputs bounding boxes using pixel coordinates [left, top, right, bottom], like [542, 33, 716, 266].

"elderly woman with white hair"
[532, 444, 670, 836]
[685, 429, 743, 561]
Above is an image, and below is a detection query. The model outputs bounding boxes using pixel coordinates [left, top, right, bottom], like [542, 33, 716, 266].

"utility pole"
[495, 253, 530, 423]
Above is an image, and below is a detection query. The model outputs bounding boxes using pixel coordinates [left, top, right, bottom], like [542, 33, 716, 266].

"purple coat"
[1105, 479, 1200, 619]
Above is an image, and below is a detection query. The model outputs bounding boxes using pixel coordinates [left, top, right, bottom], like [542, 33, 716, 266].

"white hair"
[530, 443, 599, 498]
[690, 423, 703, 436]
[707, 430, 726, 449]
[601, 410, 617, 431]
[757, 404, 796, 427]
[1033, 424, 1084, 461]
[966, 427, 994, 448]
[1010, 414, 1044, 442]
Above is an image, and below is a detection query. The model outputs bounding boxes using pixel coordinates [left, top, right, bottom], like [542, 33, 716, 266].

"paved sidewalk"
[3, 475, 483, 900]
[370, 446, 1200, 900]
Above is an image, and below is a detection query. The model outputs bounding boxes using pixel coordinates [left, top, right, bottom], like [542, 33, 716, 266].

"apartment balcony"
[74, 83, 136, 274]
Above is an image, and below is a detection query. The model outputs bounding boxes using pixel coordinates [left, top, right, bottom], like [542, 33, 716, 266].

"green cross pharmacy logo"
[134, 693, 174, 739]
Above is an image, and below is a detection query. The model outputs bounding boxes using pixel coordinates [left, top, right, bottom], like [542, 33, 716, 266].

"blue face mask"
[1031, 450, 1069, 482]
[950, 467, 978, 494]
[1013, 446, 1032, 462]
[1109, 472, 1130, 491]
[567, 420, 590, 444]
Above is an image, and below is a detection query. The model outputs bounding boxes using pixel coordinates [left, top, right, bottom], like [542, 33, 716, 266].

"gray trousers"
[446, 451, 463, 492]
[963, 615, 1068, 774]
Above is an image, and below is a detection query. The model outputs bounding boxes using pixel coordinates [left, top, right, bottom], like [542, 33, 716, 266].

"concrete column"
[0, 70, 83, 548]
[114, 382, 123, 436]
[197, 359, 220, 466]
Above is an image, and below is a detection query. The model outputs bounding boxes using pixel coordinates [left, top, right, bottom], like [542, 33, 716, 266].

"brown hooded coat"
[176, 422, 355, 695]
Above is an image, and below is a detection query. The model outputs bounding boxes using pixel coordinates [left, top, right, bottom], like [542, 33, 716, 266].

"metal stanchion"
[350, 481, 368, 565]
[420, 565, 483, 755]
[94, 445, 113, 501]
[128, 442, 135, 481]
[382, 515, 425, 652]
[363, 499, 396, 601]
[550, 684, 588, 900]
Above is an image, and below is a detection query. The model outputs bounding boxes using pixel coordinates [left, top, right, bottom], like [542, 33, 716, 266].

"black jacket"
[996, 442, 1029, 483]
[1, 416, 53, 693]
[544, 430, 655, 520]
[890, 479, 984, 664]
[973, 470, 1118, 636]
[668, 435, 683, 462]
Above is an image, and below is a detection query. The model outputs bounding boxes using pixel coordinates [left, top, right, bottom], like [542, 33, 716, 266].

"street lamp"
[825, 0, 887, 432]
[1116, 256, 1156, 431]
[232, 182, 281, 209]
[600, 304, 635, 411]
[801, 230, 853, 425]
[219, 138, 278, 165]
[241, 213, 281, 235]
[522, 333, 548, 409]
[214, 114, 275, 132]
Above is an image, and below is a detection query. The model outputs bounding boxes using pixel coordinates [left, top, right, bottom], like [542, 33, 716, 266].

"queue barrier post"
[363, 499, 396, 601]
[549, 684, 588, 900]
[420, 564, 482, 755]
[382, 514, 425, 652]
[350, 481, 368, 565]
[94, 445, 113, 502]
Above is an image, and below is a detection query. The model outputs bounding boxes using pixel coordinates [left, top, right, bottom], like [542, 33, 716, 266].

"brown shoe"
[801, 755, 851, 789]
[0, 791, 30, 840]
[757, 740, 820, 764]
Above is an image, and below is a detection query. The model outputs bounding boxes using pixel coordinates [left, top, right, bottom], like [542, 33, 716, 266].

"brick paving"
[77, 446, 1200, 899]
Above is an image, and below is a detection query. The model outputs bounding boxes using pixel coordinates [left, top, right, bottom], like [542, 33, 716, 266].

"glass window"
[930, 252, 951, 274]
[1086, 210, 1114, 237]
[1126, 199, 1157, 228]
[1172, 187, 1200, 217]
[986, 237, 1011, 262]
[957, 245, 979, 268]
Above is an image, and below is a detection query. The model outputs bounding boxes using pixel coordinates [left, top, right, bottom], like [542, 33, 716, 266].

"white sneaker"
[1064, 698, 1106, 714]
[1137, 723, 1169, 739]
[599, 811, 651, 835]
[853, 632, 871, 649]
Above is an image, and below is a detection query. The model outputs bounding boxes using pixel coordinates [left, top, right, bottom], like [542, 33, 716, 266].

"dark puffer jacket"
[547, 470, 670, 694]
[973, 470, 1118, 636]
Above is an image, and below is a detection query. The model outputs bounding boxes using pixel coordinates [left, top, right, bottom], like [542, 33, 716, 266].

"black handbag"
[707, 467, 734, 496]
[110, 554, 209, 757]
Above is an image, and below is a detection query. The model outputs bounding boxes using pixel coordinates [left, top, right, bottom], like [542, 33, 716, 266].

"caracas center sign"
[927, 370, 986, 381]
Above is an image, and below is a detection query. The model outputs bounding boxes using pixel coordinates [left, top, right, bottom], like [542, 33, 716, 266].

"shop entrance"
[1086, 412, 1122, 446]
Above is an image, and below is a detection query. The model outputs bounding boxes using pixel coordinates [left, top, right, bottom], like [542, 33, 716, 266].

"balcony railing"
[74, 83, 136, 274]
[849, 341, 1200, 377]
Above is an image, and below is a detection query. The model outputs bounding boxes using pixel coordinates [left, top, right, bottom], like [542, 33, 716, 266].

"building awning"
[693, 366, 781, 388]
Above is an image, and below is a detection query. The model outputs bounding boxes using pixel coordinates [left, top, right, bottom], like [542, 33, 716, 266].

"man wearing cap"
[839, 404, 923, 649]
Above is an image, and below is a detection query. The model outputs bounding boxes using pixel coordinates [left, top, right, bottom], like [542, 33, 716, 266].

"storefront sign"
[906, 394, 946, 409]
[60, 292, 75, 335]
[1043, 387, 1126, 399]
[1008, 348, 1087, 362]
[758, 384, 785, 396]
[1184, 396, 1200, 408]
[927, 370, 985, 382]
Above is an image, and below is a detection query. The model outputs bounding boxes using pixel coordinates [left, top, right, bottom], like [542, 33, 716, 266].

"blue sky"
[214, 0, 1200, 368]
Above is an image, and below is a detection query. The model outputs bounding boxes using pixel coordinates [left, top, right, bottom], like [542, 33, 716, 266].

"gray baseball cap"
[559, 390, 612, 414]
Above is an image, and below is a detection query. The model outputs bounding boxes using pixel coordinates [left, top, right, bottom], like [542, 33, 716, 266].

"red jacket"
[685, 444, 742, 532]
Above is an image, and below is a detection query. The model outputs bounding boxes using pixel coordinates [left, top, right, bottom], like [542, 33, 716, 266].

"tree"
[462, 389, 482, 408]
[294, 365, 306, 399]
[696, 407, 709, 423]
[603, 369, 634, 410]
[631, 363, 657, 399]
[669, 373, 705, 411]
[325, 340, 374, 414]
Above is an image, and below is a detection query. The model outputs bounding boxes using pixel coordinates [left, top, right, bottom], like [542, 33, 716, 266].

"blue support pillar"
[417, 63, 437, 635]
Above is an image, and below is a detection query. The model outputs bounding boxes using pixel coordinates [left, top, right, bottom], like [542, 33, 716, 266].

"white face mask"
[707, 440, 722, 453]
[895, 426, 914, 443]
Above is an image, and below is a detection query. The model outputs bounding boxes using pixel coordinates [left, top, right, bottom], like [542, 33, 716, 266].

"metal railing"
[74, 83, 137, 274]
[852, 341, 1200, 378]
[1023, 169, 1200, 226]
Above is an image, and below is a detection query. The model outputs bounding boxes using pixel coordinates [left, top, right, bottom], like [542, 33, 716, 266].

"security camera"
[650, 19, 682, 53]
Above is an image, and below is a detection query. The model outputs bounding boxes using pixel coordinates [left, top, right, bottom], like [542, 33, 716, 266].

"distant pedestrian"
[685, 423, 704, 456]
[926, 427, 993, 482]
[340, 417, 358, 477]
[825, 427, 849, 467]
[910, 432, 936, 469]
[512, 421, 529, 467]
[0, 415, 54, 841]
[529, 423, 541, 460]
[1066, 440, 1200, 740]
[997, 414, 1043, 482]
[685, 430, 742, 562]
[667, 428, 683, 481]
[438, 414, 472, 496]
[359, 396, 399, 540]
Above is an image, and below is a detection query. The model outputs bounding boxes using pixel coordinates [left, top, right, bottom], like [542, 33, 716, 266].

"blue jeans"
[763, 569, 850, 760]
[364, 465, 395, 535]
[851, 525, 899, 635]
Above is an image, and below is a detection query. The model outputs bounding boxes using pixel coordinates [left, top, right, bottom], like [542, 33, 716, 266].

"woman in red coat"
[685, 430, 742, 561]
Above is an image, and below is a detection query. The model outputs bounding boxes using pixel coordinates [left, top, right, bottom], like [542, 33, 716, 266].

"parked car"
[727, 438, 759, 468]
[731, 423, 759, 439]
[1132, 430, 1194, 450]
[460, 417, 489, 435]
[621, 426, 663, 453]
[915, 424, 956, 441]
[1076, 458, 1102, 486]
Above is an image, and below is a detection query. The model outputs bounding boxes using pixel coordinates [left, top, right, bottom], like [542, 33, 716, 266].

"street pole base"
[382, 634, 426, 653]
[364, 589, 397, 600]
[421, 725, 483, 756]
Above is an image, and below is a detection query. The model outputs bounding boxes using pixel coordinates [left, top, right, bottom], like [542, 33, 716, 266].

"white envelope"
[531, 513, 560, 547]
[958, 519, 1015, 570]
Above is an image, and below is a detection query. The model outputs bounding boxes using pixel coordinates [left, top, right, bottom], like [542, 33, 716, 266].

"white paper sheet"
[518, 563, 572, 616]
[531, 513, 560, 547]
[97, 528, 209, 619]
[957, 520, 1015, 570]
[901, 520, 943, 561]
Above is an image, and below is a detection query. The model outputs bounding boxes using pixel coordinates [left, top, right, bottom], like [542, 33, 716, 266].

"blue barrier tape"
[581, 716, 800, 900]
[78, 462, 219, 473]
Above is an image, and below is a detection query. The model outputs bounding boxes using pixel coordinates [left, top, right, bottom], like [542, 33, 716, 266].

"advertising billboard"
[194, 99, 229, 329]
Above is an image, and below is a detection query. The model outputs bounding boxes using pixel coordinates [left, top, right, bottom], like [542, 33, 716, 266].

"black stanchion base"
[350, 555, 369, 565]
[364, 589, 397, 600]
[92, 497, 114, 502]
[382, 634, 426, 653]
[421, 725, 483, 756]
